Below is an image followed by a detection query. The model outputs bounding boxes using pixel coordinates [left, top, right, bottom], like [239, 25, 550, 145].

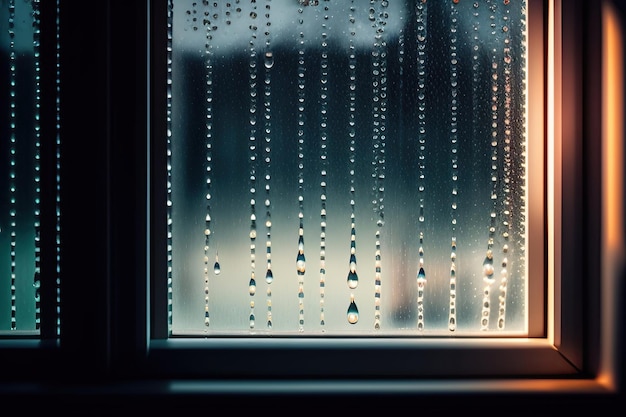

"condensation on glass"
[168, 0, 528, 336]
[0, 0, 60, 336]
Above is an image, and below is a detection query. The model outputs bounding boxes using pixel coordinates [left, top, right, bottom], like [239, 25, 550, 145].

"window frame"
[138, 0, 618, 394]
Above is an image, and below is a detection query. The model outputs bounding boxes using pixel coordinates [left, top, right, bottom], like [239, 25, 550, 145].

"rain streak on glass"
[55, 0, 61, 336]
[166, 0, 174, 332]
[318, 1, 331, 329]
[498, 2, 514, 330]
[32, 0, 42, 330]
[345, 1, 359, 326]
[8, 0, 18, 330]
[263, 0, 274, 330]
[415, 0, 428, 332]
[296, 5, 306, 332]
[248, 1, 259, 330]
[514, 0, 529, 334]
[481, 0, 500, 331]
[369, 0, 388, 331]
[201, 1, 216, 329]
[448, 0, 459, 332]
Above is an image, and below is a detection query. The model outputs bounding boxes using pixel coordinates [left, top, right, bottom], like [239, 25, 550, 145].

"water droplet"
[249, 277, 256, 295]
[265, 268, 273, 284]
[296, 252, 306, 275]
[347, 298, 359, 324]
[213, 261, 221, 275]
[417, 267, 426, 281]
[349, 253, 357, 273]
[347, 270, 359, 289]
[264, 51, 274, 69]
[483, 250, 495, 280]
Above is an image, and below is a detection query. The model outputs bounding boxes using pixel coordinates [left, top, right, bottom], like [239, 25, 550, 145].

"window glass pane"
[0, 0, 51, 335]
[168, 0, 528, 336]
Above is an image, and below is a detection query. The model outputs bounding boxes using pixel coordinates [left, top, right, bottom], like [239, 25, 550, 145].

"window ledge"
[145, 337, 585, 379]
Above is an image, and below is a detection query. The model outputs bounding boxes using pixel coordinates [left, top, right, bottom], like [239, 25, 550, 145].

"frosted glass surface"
[169, 0, 528, 336]
[0, 0, 42, 334]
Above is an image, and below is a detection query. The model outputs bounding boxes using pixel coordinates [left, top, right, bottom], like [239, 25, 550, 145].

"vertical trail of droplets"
[448, 0, 459, 333]
[166, 0, 174, 333]
[345, 1, 359, 327]
[213, 2, 235, 279]
[471, 0, 481, 240]
[295, 5, 306, 332]
[55, 0, 61, 336]
[248, 1, 259, 330]
[8, 0, 18, 330]
[214, 4, 227, 279]
[263, 0, 274, 330]
[368, 2, 379, 329]
[202, 2, 215, 330]
[370, 0, 388, 331]
[481, 0, 499, 331]
[517, 0, 528, 330]
[33, 0, 42, 330]
[415, 0, 428, 332]
[318, 1, 330, 329]
[498, 1, 513, 330]
[225, 1, 233, 26]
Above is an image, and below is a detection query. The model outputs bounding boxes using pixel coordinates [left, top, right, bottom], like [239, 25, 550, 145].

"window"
[0, 0, 60, 382]
[144, 0, 621, 392]
[167, 0, 532, 336]
[0, 0, 60, 337]
[0, 0, 621, 408]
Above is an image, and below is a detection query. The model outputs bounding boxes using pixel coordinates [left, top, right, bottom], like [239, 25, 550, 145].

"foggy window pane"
[168, 0, 528, 336]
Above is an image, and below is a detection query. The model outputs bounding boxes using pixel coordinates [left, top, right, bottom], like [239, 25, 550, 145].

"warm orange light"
[546, 0, 559, 345]
[604, 3, 624, 249]
[600, 0, 624, 392]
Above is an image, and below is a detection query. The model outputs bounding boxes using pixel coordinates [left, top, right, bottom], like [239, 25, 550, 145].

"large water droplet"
[249, 277, 256, 295]
[264, 51, 274, 69]
[347, 298, 359, 324]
